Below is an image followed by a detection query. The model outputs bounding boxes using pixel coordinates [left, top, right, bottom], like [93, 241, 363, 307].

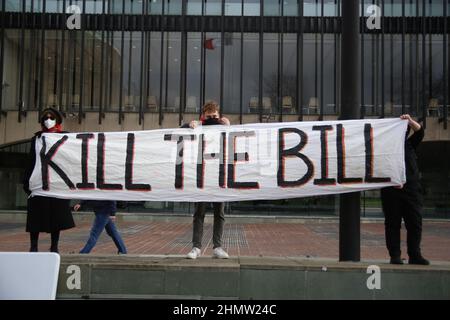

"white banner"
[29, 118, 408, 202]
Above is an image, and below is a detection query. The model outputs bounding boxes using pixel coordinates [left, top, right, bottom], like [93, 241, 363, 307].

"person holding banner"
[23, 108, 75, 253]
[183, 101, 230, 259]
[381, 114, 429, 265]
[73, 200, 127, 254]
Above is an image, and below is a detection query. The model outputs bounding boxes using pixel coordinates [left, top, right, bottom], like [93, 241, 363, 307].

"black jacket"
[404, 126, 424, 189]
[23, 131, 75, 233]
[78, 200, 117, 216]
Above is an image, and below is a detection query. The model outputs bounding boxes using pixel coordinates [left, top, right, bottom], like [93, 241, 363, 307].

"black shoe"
[390, 256, 404, 264]
[29, 247, 38, 252]
[409, 255, 430, 265]
[50, 247, 59, 254]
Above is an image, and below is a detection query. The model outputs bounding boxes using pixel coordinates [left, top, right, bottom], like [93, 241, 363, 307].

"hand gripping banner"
[28, 118, 408, 202]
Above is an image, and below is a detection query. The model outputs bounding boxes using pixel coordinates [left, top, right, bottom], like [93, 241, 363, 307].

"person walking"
[74, 200, 127, 254]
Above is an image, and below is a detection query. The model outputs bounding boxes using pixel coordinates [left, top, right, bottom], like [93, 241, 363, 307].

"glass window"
[5, 0, 22, 12]
[85, 0, 107, 14]
[429, 0, 443, 17]
[244, 0, 260, 16]
[44, 0, 65, 13]
[304, 0, 320, 17]
[165, 0, 182, 15]
[163, 32, 181, 112]
[205, 0, 222, 15]
[147, 0, 163, 15]
[282, 34, 297, 114]
[225, 0, 242, 16]
[430, 34, 444, 107]
[122, 32, 143, 112]
[2, 30, 19, 110]
[303, 34, 318, 114]
[204, 32, 221, 104]
[418, 141, 450, 219]
[264, 0, 280, 16]
[187, 0, 203, 15]
[243, 33, 259, 113]
[284, 0, 298, 17]
[186, 32, 201, 113]
[392, 34, 402, 106]
[362, 33, 375, 116]
[121, 0, 145, 14]
[263, 33, 278, 115]
[146, 32, 162, 113]
[322, 34, 335, 114]
[223, 33, 242, 113]
[103, 31, 121, 111]
[323, 0, 337, 16]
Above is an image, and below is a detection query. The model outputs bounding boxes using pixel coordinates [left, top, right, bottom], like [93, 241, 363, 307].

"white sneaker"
[187, 247, 201, 259]
[213, 247, 229, 259]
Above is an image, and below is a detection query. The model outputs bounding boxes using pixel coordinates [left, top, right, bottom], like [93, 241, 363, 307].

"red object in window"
[204, 38, 216, 50]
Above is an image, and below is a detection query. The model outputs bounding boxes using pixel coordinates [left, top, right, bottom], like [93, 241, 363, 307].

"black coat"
[381, 126, 425, 203]
[23, 131, 75, 233]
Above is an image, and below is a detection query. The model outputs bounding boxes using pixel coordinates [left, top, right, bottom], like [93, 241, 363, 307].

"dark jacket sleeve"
[78, 200, 88, 210]
[407, 126, 425, 150]
[22, 136, 37, 195]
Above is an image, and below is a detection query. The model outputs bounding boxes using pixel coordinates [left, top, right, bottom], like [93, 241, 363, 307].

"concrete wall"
[1, 110, 449, 146]
[56, 255, 450, 300]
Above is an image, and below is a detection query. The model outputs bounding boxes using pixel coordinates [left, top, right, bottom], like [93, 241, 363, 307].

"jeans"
[192, 202, 225, 249]
[80, 212, 127, 254]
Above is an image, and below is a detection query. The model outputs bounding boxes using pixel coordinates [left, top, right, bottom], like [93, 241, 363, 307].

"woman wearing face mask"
[23, 108, 75, 253]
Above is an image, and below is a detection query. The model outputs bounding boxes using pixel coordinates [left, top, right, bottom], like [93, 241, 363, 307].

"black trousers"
[192, 202, 225, 249]
[381, 186, 423, 258]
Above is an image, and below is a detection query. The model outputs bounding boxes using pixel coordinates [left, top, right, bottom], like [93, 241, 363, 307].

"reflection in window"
[322, 34, 335, 114]
[243, 33, 259, 114]
[165, 0, 182, 15]
[204, 32, 221, 104]
[205, 0, 222, 15]
[282, 34, 297, 114]
[144, 32, 162, 113]
[225, 0, 242, 16]
[264, 0, 280, 16]
[304, 0, 321, 17]
[187, 0, 203, 15]
[41, 0, 65, 13]
[122, 32, 143, 112]
[284, 0, 298, 17]
[186, 33, 201, 113]
[108, 32, 122, 111]
[263, 33, 278, 115]
[223, 33, 242, 114]
[244, 0, 260, 16]
[303, 34, 318, 114]
[147, 0, 163, 15]
[163, 32, 181, 112]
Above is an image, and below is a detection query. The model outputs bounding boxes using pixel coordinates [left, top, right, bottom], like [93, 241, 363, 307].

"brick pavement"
[1, 218, 449, 262]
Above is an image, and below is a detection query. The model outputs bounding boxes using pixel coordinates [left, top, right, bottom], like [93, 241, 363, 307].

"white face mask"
[44, 119, 56, 129]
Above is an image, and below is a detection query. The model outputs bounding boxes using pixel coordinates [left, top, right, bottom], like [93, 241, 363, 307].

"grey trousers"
[192, 202, 225, 249]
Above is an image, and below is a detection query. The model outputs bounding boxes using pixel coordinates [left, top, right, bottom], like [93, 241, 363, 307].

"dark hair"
[40, 107, 63, 126]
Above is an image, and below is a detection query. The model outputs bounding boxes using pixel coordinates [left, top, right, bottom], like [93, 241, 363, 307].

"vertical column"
[339, 0, 361, 262]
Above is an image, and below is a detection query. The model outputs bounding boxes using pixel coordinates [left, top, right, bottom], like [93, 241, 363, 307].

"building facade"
[0, 0, 449, 217]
